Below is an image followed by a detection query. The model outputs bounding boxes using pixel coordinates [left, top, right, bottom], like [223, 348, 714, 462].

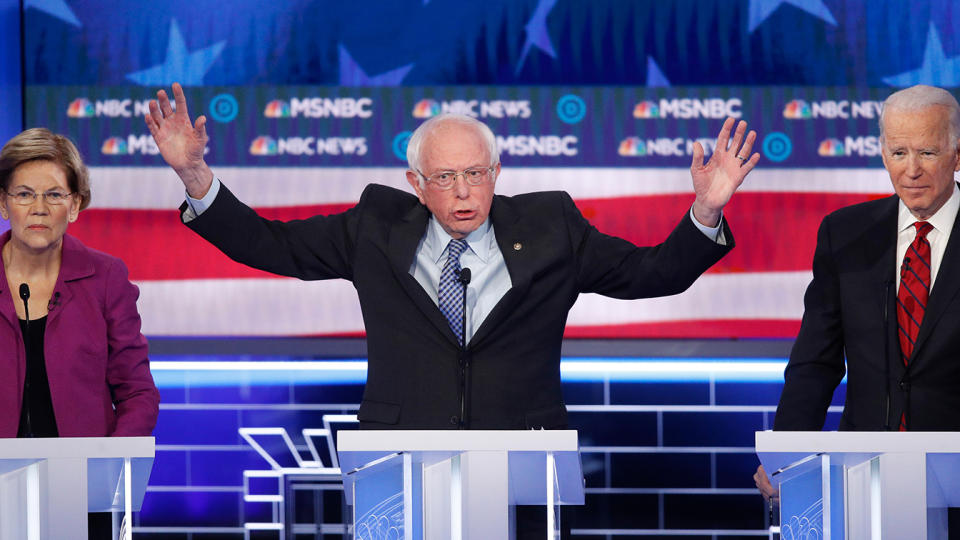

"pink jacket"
[0, 232, 159, 437]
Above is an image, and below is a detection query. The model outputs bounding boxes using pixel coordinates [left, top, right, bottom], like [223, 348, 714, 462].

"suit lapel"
[469, 196, 534, 349]
[387, 203, 461, 345]
[867, 198, 903, 377]
[911, 191, 960, 365]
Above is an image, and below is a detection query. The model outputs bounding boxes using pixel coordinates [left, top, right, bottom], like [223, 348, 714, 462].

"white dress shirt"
[896, 183, 960, 292]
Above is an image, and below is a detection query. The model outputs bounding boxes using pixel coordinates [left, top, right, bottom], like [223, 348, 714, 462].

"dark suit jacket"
[775, 193, 960, 431]
[184, 183, 733, 429]
[0, 232, 160, 437]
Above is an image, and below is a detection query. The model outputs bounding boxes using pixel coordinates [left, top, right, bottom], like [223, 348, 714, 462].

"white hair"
[406, 113, 500, 183]
[880, 85, 960, 143]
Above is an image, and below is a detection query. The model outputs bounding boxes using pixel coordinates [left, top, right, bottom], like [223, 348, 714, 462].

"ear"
[406, 170, 426, 205]
[954, 139, 960, 172]
[492, 163, 501, 186]
[67, 198, 80, 223]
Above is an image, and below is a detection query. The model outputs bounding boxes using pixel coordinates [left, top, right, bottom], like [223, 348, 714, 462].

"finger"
[715, 117, 735, 153]
[737, 130, 757, 160]
[740, 152, 761, 175]
[195, 115, 208, 142]
[148, 100, 165, 127]
[158, 89, 174, 117]
[144, 113, 158, 137]
[729, 120, 747, 155]
[172, 82, 190, 118]
[690, 141, 705, 170]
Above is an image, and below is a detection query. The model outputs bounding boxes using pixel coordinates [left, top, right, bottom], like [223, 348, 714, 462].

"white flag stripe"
[87, 167, 896, 209]
[134, 271, 811, 336]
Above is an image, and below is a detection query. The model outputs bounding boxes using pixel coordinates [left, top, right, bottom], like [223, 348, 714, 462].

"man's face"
[406, 122, 499, 239]
[881, 106, 960, 220]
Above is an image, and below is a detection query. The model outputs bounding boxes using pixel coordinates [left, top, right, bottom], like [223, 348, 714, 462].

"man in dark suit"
[147, 83, 759, 536]
[756, 84, 960, 502]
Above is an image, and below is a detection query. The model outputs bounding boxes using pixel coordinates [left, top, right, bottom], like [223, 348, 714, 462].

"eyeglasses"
[5, 189, 75, 206]
[417, 166, 496, 190]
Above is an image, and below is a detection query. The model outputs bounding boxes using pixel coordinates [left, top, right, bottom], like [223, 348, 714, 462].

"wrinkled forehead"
[421, 122, 491, 169]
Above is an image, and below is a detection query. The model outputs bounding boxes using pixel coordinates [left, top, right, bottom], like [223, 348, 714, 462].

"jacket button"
[899, 381, 910, 392]
[449, 416, 459, 425]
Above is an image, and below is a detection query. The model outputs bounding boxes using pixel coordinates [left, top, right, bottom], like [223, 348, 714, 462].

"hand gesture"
[690, 117, 760, 227]
[145, 82, 213, 198]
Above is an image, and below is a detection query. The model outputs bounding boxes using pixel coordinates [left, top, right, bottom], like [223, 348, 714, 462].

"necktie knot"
[446, 239, 468, 261]
[914, 221, 933, 239]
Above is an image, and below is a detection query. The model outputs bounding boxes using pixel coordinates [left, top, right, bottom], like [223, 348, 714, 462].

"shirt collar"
[425, 216, 493, 264]
[897, 182, 960, 235]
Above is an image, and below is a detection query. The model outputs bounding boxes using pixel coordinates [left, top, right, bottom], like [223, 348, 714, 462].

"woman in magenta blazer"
[0, 128, 159, 439]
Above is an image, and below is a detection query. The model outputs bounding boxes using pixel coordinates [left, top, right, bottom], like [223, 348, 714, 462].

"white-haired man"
[148, 82, 758, 537]
[756, 84, 960, 503]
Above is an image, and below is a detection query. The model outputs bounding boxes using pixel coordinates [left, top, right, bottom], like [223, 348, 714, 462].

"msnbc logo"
[618, 137, 646, 156]
[818, 138, 845, 156]
[101, 137, 128, 155]
[412, 99, 441, 119]
[783, 100, 813, 119]
[249, 136, 279, 156]
[633, 101, 659, 119]
[67, 98, 95, 118]
[264, 100, 292, 118]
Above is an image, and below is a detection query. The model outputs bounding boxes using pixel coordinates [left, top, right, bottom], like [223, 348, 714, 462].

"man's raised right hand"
[145, 82, 214, 199]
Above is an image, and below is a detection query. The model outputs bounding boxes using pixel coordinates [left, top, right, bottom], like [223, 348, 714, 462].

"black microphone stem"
[18, 284, 32, 437]
[457, 268, 471, 429]
[883, 280, 892, 431]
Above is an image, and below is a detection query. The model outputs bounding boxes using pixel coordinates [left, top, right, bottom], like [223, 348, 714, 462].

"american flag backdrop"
[14, 0, 960, 338]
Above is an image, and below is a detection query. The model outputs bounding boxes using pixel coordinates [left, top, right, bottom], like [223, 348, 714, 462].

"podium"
[337, 430, 584, 540]
[0, 437, 155, 540]
[756, 431, 960, 539]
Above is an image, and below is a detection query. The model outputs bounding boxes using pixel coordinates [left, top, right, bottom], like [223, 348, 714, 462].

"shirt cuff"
[182, 177, 222, 223]
[689, 206, 726, 246]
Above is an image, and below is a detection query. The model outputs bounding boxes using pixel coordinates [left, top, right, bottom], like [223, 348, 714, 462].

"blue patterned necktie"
[439, 239, 469, 345]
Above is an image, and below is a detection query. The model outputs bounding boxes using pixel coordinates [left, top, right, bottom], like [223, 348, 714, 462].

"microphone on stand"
[18, 284, 32, 437]
[456, 268, 472, 429]
[457, 268, 472, 350]
[18, 284, 30, 331]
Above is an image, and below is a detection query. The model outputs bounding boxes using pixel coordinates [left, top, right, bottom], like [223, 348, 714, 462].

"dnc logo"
[412, 99, 442, 118]
[818, 138, 845, 156]
[250, 136, 279, 156]
[633, 101, 659, 119]
[783, 100, 813, 119]
[618, 137, 646, 156]
[100, 137, 128, 155]
[67, 98, 95, 118]
[264, 100, 292, 118]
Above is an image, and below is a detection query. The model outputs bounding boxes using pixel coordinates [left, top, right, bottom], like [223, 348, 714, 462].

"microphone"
[18, 284, 30, 328]
[456, 268, 472, 429]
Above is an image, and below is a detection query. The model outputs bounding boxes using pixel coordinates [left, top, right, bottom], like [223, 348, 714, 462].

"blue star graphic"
[515, 0, 558, 75]
[646, 57, 670, 88]
[883, 23, 960, 87]
[24, 0, 81, 27]
[338, 45, 413, 86]
[748, 0, 836, 33]
[126, 20, 225, 86]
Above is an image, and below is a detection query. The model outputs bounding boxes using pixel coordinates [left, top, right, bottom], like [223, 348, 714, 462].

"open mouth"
[454, 210, 476, 220]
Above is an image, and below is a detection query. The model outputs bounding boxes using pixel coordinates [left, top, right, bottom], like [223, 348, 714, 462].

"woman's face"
[1, 160, 79, 255]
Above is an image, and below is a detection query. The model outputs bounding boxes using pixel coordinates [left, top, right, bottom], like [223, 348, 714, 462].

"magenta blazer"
[0, 232, 159, 437]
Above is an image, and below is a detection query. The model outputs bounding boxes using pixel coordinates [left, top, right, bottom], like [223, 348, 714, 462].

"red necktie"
[896, 221, 933, 430]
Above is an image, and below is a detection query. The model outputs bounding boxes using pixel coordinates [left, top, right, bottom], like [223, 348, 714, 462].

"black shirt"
[17, 315, 58, 438]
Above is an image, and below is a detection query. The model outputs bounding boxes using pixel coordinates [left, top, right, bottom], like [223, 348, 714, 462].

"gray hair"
[406, 113, 500, 181]
[880, 85, 960, 143]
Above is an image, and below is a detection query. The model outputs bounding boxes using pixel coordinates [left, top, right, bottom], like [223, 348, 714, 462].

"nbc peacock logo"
[818, 138, 845, 156]
[412, 99, 441, 119]
[264, 100, 292, 118]
[67, 98, 95, 118]
[632, 101, 659, 119]
[100, 137, 128, 155]
[617, 137, 646, 156]
[249, 136, 279, 156]
[783, 100, 813, 119]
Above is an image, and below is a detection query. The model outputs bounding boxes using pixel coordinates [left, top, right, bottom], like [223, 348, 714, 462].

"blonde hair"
[0, 128, 91, 210]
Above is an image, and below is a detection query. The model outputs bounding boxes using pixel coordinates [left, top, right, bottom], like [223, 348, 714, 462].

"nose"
[452, 174, 470, 199]
[905, 154, 923, 177]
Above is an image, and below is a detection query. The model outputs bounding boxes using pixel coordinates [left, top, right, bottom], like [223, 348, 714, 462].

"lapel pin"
[513, 242, 522, 251]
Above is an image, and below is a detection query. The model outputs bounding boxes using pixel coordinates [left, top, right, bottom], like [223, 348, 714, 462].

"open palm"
[690, 117, 760, 226]
[145, 82, 212, 196]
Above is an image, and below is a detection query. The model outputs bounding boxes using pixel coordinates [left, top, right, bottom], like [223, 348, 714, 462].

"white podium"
[0, 437, 155, 540]
[337, 430, 584, 540]
[756, 431, 960, 539]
